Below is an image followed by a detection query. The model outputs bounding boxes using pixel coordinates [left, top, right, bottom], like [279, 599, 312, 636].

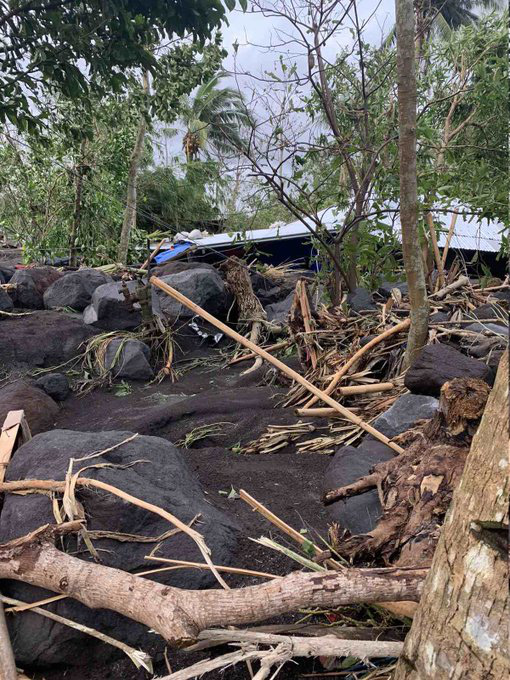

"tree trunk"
[395, 0, 429, 368]
[117, 70, 150, 265]
[393, 351, 509, 679]
[69, 138, 87, 267]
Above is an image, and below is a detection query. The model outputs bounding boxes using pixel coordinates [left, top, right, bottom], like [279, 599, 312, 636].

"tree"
[0, 0, 236, 133]
[178, 73, 252, 162]
[415, 0, 504, 41]
[395, 0, 429, 367]
[393, 351, 509, 679]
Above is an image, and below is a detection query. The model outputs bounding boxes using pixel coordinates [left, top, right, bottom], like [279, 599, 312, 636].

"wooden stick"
[299, 280, 317, 369]
[229, 340, 290, 365]
[426, 212, 445, 290]
[141, 238, 166, 271]
[431, 275, 470, 299]
[151, 277, 404, 454]
[303, 319, 410, 409]
[0, 589, 16, 680]
[441, 212, 458, 268]
[145, 556, 278, 580]
[0, 410, 30, 484]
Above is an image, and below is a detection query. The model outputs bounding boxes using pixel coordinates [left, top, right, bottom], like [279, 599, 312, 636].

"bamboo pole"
[141, 238, 166, 271]
[425, 212, 445, 290]
[440, 212, 458, 268]
[229, 340, 290, 365]
[304, 318, 410, 409]
[151, 277, 404, 455]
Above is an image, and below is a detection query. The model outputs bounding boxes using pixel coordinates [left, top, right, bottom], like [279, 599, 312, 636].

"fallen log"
[150, 276, 404, 454]
[0, 522, 426, 645]
[431, 275, 469, 299]
[303, 318, 410, 409]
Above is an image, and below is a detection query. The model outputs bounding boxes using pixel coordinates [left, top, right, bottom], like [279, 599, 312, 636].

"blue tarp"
[153, 241, 193, 264]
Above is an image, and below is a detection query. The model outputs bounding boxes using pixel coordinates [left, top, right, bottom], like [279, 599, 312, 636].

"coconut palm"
[179, 73, 252, 162]
[420, 0, 503, 38]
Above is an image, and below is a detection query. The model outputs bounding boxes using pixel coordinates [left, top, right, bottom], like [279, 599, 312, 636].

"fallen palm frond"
[242, 422, 316, 454]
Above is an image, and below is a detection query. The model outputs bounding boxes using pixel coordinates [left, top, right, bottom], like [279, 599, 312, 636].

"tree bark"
[0, 525, 425, 646]
[395, 0, 429, 367]
[69, 138, 87, 267]
[117, 70, 149, 265]
[393, 351, 509, 679]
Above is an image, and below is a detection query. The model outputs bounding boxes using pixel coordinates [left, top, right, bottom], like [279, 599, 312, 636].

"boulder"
[370, 393, 439, 438]
[0, 288, 13, 312]
[471, 303, 506, 321]
[83, 280, 142, 331]
[251, 272, 288, 306]
[10, 267, 63, 309]
[490, 290, 510, 306]
[0, 311, 98, 371]
[151, 268, 229, 321]
[0, 381, 58, 434]
[346, 287, 377, 312]
[104, 338, 154, 381]
[404, 343, 493, 396]
[0, 262, 15, 282]
[34, 372, 70, 401]
[430, 311, 450, 324]
[153, 260, 217, 278]
[43, 269, 112, 311]
[265, 290, 294, 323]
[323, 440, 394, 534]
[377, 281, 408, 299]
[464, 322, 508, 337]
[0, 429, 238, 667]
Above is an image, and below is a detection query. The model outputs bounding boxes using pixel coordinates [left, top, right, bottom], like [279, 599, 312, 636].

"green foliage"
[0, 0, 238, 132]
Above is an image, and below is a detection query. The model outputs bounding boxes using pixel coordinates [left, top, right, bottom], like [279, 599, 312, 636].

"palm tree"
[416, 0, 503, 41]
[179, 73, 252, 162]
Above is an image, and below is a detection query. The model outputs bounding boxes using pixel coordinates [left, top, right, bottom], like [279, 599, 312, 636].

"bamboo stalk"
[141, 238, 166, 271]
[151, 277, 404, 455]
[304, 319, 410, 409]
[145, 556, 278, 580]
[229, 340, 290, 365]
[425, 212, 445, 290]
[299, 280, 317, 369]
[440, 212, 458, 268]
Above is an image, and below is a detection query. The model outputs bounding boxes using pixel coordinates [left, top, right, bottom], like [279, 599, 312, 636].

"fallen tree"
[0, 521, 426, 646]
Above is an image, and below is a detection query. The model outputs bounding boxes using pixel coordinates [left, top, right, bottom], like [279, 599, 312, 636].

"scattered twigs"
[150, 277, 404, 454]
[0, 593, 153, 672]
[242, 422, 315, 454]
[144, 556, 278, 580]
[303, 319, 410, 409]
[229, 340, 290, 365]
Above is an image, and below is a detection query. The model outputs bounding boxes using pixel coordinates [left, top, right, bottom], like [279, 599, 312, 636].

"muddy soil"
[26, 355, 337, 680]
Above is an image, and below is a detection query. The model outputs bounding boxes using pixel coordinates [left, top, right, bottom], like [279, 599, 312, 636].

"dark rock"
[0, 288, 13, 312]
[265, 290, 294, 323]
[404, 343, 493, 396]
[471, 303, 506, 321]
[10, 267, 63, 309]
[105, 338, 154, 381]
[346, 287, 377, 312]
[0, 262, 15, 282]
[464, 322, 508, 337]
[43, 269, 112, 311]
[323, 440, 394, 534]
[0, 429, 238, 667]
[83, 280, 142, 331]
[377, 281, 408, 299]
[430, 311, 449, 324]
[152, 268, 229, 321]
[152, 260, 218, 278]
[251, 273, 288, 306]
[490, 290, 510, 305]
[0, 310, 98, 370]
[359, 334, 378, 347]
[34, 373, 70, 401]
[370, 393, 439, 438]
[0, 381, 58, 434]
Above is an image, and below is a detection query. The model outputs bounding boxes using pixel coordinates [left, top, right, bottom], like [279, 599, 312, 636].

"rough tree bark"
[395, 0, 429, 367]
[393, 351, 509, 679]
[117, 70, 150, 265]
[0, 523, 425, 646]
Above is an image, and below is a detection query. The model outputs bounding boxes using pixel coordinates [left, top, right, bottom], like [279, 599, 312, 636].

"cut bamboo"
[141, 238, 166, 271]
[426, 212, 445, 290]
[299, 280, 317, 369]
[304, 319, 410, 409]
[229, 340, 290, 365]
[0, 410, 31, 484]
[151, 277, 405, 454]
[440, 212, 458, 268]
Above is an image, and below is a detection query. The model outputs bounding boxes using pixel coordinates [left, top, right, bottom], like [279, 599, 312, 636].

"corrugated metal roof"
[157, 202, 505, 253]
